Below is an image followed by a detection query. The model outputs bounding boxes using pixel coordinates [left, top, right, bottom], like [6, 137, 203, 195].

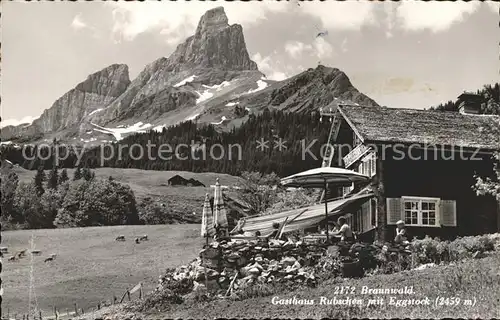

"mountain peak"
[195, 7, 229, 36]
[166, 8, 257, 72]
[75, 63, 130, 97]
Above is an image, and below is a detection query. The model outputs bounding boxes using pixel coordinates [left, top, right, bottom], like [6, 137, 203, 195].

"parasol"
[281, 167, 370, 242]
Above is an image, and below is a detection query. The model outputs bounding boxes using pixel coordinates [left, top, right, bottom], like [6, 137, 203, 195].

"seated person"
[330, 216, 354, 243]
[394, 220, 408, 244]
[328, 222, 340, 235]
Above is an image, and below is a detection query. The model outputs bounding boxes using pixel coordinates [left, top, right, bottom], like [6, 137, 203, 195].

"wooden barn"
[329, 103, 500, 242]
[187, 178, 206, 187]
[168, 175, 205, 187]
[168, 175, 189, 186]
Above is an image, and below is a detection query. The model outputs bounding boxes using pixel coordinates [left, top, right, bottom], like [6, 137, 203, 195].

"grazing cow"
[31, 250, 42, 256]
[135, 238, 140, 244]
[0, 246, 8, 253]
[18, 249, 27, 258]
[115, 235, 126, 241]
[44, 256, 54, 262]
[8, 255, 17, 262]
[139, 235, 148, 241]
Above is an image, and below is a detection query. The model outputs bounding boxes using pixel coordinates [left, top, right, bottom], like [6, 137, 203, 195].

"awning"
[230, 189, 374, 235]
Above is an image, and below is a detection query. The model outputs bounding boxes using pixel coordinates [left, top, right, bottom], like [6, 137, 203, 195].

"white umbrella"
[201, 193, 214, 240]
[281, 167, 369, 188]
[213, 178, 228, 230]
[281, 167, 370, 243]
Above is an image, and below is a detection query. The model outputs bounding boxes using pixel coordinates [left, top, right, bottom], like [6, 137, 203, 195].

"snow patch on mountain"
[203, 81, 231, 91]
[91, 122, 152, 141]
[186, 113, 200, 121]
[247, 79, 268, 94]
[211, 116, 227, 125]
[88, 108, 103, 117]
[174, 75, 197, 88]
[196, 91, 214, 104]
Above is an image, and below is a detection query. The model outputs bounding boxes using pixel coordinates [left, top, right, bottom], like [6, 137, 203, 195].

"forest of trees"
[432, 83, 500, 114]
[0, 166, 140, 230]
[2, 109, 331, 178]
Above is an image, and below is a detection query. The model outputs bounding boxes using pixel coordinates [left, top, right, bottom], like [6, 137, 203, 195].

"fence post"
[53, 306, 58, 320]
[113, 295, 117, 304]
[97, 302, 101, 310]
[127, 291, 131, 301]
[74, 302, 78, 316]
[39, 310, 42, 320]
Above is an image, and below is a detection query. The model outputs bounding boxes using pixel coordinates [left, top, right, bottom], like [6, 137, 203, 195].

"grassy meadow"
[2, 225, 204, 317]
[13, 166, 241, 199]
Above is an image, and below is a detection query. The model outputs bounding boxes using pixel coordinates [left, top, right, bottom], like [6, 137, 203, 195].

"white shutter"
[361, 200, 370, 232]
[386, 198, 402, 225]
[440, 200, 457, 226]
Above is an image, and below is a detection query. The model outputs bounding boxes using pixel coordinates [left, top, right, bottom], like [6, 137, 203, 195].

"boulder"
[281, 256, 297, 266]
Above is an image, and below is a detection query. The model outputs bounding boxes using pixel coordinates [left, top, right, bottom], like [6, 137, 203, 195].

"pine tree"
[73, 166, 82, 181]
[47, 166, 59, 189]
[82, 167, 92, 181]
[34, 166, 46, 196]
[59, 169, 69, 184]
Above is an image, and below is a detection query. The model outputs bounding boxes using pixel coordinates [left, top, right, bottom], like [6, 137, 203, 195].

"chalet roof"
[168, 175, 187, 181]
[337, 105, 500, 151]
[457, 92, 482, 100]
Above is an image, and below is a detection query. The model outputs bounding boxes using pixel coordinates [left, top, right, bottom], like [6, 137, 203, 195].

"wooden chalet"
[329, 104, 500, 242]
[168, 175, 189, 186]
[168, 175, 205, 187]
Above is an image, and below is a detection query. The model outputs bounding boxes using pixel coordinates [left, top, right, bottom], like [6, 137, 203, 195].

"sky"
[1, 0, 499, 127]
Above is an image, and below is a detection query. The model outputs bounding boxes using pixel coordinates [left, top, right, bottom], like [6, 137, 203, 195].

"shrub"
[54, 178, 139, 227]
[411, 235, 496, 265]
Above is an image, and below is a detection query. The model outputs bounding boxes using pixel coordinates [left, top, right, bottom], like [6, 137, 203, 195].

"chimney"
[457, 92, 482, 115]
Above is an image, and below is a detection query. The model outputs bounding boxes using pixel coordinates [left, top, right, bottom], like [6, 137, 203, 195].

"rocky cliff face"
[166, 7, 258, 72]
[90, 7, 259, 127]
[2, 64, 130, 140]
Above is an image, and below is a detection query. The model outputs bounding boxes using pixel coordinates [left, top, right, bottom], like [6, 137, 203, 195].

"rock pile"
[158, 238, 328, 296]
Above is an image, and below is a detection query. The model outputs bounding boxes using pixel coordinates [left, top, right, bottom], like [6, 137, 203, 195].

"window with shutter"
[401, 196, 441, 227]
[440, 200, 457, 227]
[386, 198, 402, 224]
